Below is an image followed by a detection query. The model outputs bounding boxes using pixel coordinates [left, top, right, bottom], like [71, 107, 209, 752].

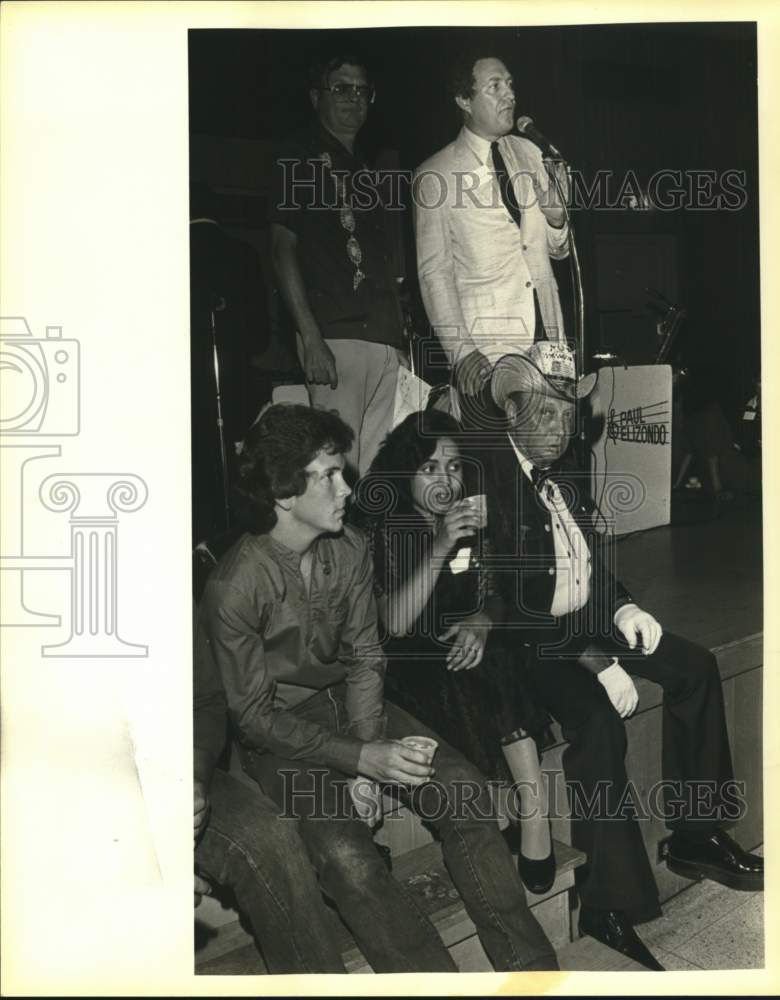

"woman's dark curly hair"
[233, 404, 353, 534]
[352, 409, 462, 524]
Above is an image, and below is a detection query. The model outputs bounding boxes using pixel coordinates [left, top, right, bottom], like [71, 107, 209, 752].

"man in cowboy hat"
[481, 341, 762, 970]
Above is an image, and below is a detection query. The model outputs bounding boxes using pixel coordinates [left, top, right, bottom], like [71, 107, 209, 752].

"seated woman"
[354, 410, 554, 893]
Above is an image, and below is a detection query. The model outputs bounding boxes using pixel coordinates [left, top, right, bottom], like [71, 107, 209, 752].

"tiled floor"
[558, 850, 765, 973]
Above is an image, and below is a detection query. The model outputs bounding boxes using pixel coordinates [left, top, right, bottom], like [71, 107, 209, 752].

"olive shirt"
[197, 524, 386, 775]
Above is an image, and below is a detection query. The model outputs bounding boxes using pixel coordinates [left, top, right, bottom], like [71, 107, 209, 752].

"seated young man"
[194, 615, 346, 973]
[481, 342, 763, 971]
[197, 403, 557, 973]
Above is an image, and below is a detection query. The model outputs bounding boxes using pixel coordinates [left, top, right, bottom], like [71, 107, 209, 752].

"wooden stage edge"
[612, 500, 762, 655]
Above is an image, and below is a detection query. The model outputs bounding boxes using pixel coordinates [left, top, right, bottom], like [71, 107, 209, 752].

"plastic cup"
[400, 735, 439, 764]
[464, 494, 488, 529]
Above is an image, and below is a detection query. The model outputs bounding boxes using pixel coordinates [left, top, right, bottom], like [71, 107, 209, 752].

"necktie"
[490, 140, 522, 229]
[491, 139, 550, 342]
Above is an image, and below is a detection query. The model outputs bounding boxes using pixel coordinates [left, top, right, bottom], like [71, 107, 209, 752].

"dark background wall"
[189, 22, 760, 419]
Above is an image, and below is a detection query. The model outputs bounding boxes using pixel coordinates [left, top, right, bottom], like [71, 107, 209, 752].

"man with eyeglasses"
[414, 52, 570, 406]
[270, 53, 408, 477]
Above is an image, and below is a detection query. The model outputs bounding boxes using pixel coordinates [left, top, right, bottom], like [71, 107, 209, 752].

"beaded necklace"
[320, 150, 366, 291]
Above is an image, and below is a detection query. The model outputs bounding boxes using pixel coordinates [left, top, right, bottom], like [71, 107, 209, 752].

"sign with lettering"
[590, 365, 672, 535]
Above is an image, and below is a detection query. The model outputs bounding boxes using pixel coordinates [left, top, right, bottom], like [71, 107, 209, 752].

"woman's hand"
[439, 612, 491, 672]
[432, 501, 482, 557]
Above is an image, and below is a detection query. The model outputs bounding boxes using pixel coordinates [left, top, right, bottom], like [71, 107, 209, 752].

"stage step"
[195, 837, 586, 974]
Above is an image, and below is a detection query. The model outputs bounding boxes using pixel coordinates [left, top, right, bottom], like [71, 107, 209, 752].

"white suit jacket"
[414, 128, 569, 369]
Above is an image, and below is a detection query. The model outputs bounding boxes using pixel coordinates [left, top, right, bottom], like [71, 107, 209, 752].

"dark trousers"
[528, 626, 735, 921]
[241, 691, 557, 973]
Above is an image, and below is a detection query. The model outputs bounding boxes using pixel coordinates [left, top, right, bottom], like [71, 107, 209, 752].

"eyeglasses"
[319, 83, 375, 103]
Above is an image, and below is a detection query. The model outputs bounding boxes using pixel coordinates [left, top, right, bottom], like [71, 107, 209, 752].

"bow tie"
[530, 466, 555, 499]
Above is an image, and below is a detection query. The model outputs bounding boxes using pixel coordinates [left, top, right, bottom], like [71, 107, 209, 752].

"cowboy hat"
[491, 342, 598, 410]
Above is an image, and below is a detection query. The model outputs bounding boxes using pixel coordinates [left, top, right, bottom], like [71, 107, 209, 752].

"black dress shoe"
[667, 828, 763, 891]
[501, 825, 556, 895]
[579, 907, 664, 971]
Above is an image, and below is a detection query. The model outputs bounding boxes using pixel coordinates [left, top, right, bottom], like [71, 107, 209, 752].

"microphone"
[516, 116, 564, 159]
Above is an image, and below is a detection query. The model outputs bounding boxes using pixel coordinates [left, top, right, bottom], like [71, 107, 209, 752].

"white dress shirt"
[508, 438, 592, 616]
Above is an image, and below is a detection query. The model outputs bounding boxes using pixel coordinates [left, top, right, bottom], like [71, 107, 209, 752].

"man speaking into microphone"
[414, 52, 571, 403]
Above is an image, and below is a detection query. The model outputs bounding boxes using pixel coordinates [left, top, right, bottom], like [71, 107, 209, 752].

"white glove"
[597, 660, 639, 718]
[614, 603, 663, 655]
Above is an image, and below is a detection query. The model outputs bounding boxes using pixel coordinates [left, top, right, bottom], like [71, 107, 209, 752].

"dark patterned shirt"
[270, 120, 406, 349]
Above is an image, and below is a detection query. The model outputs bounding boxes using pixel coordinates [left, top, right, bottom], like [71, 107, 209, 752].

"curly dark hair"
[234, 404, 354, 534]
[307, 51, 372, 91]
[352, 409, 462, 523]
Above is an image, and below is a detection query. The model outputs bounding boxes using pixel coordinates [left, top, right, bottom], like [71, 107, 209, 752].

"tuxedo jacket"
[414, 129, 569, 370]
[480, 444, 634, 653]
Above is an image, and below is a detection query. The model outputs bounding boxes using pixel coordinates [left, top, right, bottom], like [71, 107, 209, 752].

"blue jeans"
[195, 769, 345, 973]
[242, 689, 558, 972]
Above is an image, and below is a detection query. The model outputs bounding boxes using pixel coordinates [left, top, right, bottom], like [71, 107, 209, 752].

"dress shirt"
[198, 524, 386, 775]
[508, 437, 592, 616]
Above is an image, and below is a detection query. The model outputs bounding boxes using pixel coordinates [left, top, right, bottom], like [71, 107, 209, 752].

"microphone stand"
[209, 296, 231, 530]
[545, 160, 585, 372]
[548, 159, 588, 468]
[517, 120, 586, 377]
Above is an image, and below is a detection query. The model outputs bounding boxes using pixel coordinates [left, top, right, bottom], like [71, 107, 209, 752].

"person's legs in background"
[356, 345, 405, 476]
[306, 339, 401, 477]
[195, 769, 346, 974]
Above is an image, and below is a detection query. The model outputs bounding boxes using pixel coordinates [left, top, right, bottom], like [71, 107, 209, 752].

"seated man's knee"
[214, 794, 304, 872]
[434, 754, 485, 790]
[578, 695, 627, 747]
[412, 760, 495, 824]
[307, 823, 385, 892]
[694, 646, 720, 685]
[669, 642, 721, 698]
